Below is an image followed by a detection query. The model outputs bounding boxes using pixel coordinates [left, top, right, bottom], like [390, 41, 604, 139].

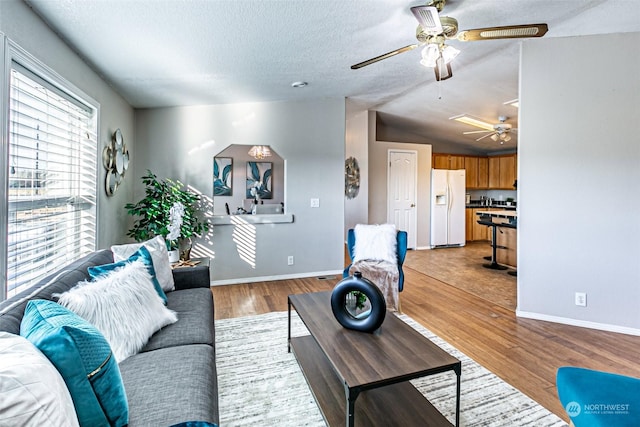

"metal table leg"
[287, 297, 291, 353]
[345, 384, 360, 427]
[455, 363, 461, 427]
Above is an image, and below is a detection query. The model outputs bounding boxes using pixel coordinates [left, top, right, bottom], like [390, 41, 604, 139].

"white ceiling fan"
[450, 115, 517, 143]
[351, 0, 548, 81]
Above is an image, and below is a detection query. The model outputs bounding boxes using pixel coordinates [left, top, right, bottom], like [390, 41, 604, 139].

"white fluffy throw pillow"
[56, 261, 178, 363]
[111, 235, 175, 292]
[353, 223, 398, 264]
[0, 332, 80, 427]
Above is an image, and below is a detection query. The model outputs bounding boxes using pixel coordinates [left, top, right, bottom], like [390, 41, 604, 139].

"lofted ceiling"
[25, 0, 640, 154]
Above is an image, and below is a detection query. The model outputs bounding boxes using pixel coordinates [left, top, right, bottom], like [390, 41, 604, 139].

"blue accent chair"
[343, 228, 408, 292]
[557, 366, 640, 427]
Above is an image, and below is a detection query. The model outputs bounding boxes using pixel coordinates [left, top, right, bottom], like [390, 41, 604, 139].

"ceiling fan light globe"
[490, 134, 499, 142]
[420, 45, 440, 67]
[442, 45, 460, 64]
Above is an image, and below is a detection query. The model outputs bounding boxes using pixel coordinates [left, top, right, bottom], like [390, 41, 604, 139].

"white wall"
[517, 32, 640, 333]
[0, 0, 136, 249]
[134, 99, 345, 283]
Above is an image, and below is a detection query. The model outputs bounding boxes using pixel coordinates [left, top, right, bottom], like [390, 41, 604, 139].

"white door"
[387, 150, 417, 248]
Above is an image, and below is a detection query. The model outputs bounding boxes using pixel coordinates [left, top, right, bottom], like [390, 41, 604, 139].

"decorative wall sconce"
[102, 128, 129, 196]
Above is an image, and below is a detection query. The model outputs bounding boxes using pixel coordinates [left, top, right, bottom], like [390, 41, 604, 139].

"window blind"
[6, 65, 97, 298]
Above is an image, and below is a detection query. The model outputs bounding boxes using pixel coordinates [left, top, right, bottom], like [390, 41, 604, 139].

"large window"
[4, 61, 98, 299]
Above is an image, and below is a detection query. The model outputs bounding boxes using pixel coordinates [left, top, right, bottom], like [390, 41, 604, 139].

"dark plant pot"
[330, 272, 386, 333]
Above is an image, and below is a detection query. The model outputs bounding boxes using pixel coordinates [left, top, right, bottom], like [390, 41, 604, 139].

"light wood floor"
[211, 247, 640, 423]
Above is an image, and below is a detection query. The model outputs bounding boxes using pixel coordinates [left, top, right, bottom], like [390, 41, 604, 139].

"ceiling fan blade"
[476, 132, 497, 142]
[410, 6, 442, 34]
[463, 130, 491, 135]
[351, 44, 419, 70]
[457, 23, 548, 42]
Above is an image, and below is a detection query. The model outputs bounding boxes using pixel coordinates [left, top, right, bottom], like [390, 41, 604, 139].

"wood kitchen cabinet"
[433, 154, 449, 169]
[464, 157, 479, 188]
[465, 208, 474, 241]
[471, 208, 490, 241]
[465, 156, 489, 189]
[499, 155, 516, 189]
[468, 207, 492, 241]
[492, 215, 517, 268]
[433, 154, 465, 170]
[488, 157, 501, 188]
[433, 153, 514, 189]
[477, 157, 489, 188]
[487, 154, 517, 189]
[450, 155, 465, 170]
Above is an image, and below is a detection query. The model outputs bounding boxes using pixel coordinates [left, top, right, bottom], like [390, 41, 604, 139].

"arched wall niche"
[212, 144, 285, 216]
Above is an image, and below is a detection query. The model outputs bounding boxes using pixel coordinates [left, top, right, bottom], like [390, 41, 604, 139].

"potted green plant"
[125, 170, 210, 261]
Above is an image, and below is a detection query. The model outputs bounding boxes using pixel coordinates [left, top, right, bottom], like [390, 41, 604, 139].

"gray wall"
[368, 118, 433, 250]
[0, 0, 136, 249]
[134, 99, 345, 284]
[344, 101, 370, 235]
[517, 32, 640, 333]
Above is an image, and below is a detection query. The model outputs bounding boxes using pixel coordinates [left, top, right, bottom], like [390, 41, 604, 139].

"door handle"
[410, 203, 415, 207]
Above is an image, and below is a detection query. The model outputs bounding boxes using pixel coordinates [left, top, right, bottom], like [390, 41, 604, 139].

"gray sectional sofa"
[0, 249, 218, 426]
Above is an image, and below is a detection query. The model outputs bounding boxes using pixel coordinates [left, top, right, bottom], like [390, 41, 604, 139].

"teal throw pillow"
[88, 246, 167, 304]
[20, 299, 128, 427]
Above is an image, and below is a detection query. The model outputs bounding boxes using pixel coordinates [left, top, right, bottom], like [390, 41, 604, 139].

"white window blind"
[6, 64, 97, 298]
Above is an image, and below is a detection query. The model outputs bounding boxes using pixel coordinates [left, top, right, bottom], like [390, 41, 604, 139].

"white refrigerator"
[430, 169, 466, 247]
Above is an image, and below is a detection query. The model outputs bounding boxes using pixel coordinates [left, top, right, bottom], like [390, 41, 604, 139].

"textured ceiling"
[26, 0, 640, 153]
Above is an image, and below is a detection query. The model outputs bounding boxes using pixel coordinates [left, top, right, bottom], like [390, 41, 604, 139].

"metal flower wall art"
[102, 128, 129, 196]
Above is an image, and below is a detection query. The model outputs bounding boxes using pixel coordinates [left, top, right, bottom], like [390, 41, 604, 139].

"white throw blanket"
[349, 260, 400, 312]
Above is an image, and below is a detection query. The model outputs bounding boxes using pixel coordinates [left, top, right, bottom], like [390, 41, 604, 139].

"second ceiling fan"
[451, 115, 517, 143]
[351, 0, 548, 81]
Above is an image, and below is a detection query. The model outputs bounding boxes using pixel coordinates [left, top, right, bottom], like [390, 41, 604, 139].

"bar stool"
[477, 216, 508, 270]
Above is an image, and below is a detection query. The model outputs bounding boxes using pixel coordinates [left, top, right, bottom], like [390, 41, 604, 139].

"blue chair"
[343, 228, 408, 292]
[557, 366, 640, 426]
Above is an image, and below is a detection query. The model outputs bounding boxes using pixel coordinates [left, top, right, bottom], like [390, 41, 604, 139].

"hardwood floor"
[211, 248, 640, 424]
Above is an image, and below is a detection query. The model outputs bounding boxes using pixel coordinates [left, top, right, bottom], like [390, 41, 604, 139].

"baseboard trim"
[210, 269, 344, 287]
[415, 246, 431, 250]
[516, 310, 640, 336]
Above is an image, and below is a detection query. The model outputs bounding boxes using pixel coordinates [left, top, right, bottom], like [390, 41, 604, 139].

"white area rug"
[216, 311, 568, 426]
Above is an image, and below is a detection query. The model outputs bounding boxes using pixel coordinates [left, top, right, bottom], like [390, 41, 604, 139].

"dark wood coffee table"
[288, 291, 461, 427]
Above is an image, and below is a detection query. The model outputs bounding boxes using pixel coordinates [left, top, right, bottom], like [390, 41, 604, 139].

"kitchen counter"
[475, 210, 517, 219]
[466, 204, 516, 210]
[475, 210, 517, 268]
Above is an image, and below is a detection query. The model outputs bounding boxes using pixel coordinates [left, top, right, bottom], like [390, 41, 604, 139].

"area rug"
[216, 311, 567, 426]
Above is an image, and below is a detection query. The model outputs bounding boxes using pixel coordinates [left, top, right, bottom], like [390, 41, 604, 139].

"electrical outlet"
[310, 198, 320, 208]
[287, 256, 294, 266]
[575, 292, 587, 307]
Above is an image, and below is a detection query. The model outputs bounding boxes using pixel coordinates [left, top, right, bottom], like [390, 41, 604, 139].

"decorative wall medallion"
[103, 129, 129, 196]
[345, 156, 360, 199]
